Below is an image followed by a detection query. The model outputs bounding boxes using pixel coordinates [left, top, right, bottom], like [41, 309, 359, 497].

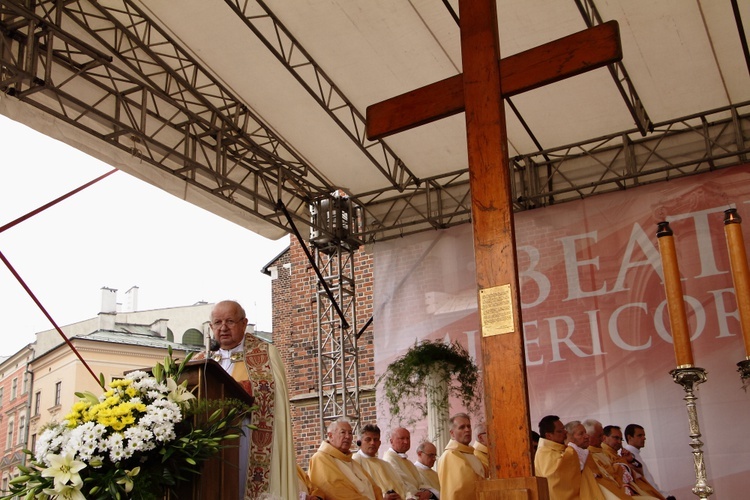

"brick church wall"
[269, 238, 376, 467]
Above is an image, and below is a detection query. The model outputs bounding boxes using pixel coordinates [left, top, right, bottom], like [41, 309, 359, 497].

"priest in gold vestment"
[353, 424, 407, 499]
[383, 428, 434, 499]
[470, 423, 489, 477]
[534, 415, 581, 500]
[583, 419, 648, 500]
[602, 425, 665, 500]
[414, 442, 440, 498]
[309, 418, 385, 500]
[437, 413, 484, 500]
[205, 300, 298, 499]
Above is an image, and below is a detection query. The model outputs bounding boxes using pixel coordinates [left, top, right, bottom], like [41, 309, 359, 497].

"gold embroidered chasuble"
[601, 444, 664, 500]
[585, 447, 631, 499]
[590, 446, 660, 500]
[437, 439, 484, 500]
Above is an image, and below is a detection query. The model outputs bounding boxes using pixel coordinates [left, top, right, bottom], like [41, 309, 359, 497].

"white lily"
[41, 452, 86, 489]
[116, 466, 141, 493]
[42, 482, 86, 500]
[166, 377, 195, 404]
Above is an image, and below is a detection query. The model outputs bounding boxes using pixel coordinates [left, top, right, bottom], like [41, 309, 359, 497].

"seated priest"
[437, 413, 484, 499]
[309, 418, 385, 500]
[414, 442, 440, 498]
[353, 424, 406, 499]
[383, 427, 435, 500]
[534, 415, 580, 500]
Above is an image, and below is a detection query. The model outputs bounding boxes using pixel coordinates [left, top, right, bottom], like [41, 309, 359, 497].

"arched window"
[182, 328, 204, 346]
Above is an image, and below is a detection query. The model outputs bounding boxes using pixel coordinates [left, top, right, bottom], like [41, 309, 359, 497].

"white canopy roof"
[1, 0, 748, 241]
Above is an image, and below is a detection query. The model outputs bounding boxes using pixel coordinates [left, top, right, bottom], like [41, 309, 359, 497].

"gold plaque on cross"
[479, 284, 515, 336]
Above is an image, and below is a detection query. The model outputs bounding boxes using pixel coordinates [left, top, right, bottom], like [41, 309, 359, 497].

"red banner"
[373, 164, 750, 497]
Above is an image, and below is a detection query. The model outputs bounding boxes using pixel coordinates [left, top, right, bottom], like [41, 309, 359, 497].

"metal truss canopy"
[358, 102, 750, 242]
[0, 0, 748, 245]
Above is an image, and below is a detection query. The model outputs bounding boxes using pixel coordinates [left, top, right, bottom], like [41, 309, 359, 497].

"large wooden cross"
[367, 1, 621, 496]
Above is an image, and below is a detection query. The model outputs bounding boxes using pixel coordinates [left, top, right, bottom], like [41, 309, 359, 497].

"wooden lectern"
[169, 359, 254, 500]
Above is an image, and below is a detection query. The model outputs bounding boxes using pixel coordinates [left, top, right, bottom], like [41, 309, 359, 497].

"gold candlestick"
[656, 221, 694, 367]
[658, 221, 714, 497]
[670, 368, 714, 499]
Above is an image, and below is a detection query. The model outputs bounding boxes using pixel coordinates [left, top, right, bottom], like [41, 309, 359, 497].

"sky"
[0, 115, 290, 357]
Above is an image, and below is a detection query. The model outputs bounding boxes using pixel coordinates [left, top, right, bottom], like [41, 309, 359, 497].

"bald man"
[383, 428, 434, 500]
[471, 423, 489, 477]
[414, 442, 440, 498]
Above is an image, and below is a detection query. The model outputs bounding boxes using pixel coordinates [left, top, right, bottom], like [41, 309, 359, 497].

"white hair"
[326, 417, 352, 434]
[582, 419, 601, 435]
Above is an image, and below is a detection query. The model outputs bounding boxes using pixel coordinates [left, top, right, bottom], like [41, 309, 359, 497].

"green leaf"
[378, 339, 481, 425]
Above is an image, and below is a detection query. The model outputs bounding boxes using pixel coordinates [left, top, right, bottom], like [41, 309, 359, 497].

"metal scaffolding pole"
[315, 243, 361, 437]
[308, 195, 362, 438]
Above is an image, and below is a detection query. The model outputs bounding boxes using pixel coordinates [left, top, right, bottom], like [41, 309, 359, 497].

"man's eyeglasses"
[211, 319, 243, 329]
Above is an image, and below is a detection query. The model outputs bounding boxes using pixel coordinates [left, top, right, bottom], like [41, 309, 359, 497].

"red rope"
[0, 250, 103, 386]
[0, 168, 117, 234]
[0, 169, 119, 387]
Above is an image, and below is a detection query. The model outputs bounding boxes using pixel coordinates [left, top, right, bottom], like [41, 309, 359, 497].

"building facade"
[0, 346, 33, 494]
[0, 289, 246, 494]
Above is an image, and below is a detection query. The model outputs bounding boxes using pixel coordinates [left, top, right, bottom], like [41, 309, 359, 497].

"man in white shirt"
[623, 424, 673, 499]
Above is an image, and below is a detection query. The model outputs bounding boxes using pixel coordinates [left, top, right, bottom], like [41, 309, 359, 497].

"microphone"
[204, 335, 220, 359]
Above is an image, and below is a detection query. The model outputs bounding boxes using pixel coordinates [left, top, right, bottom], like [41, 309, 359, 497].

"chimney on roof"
[150, 318, 168, 338]
[99, 287, 117, 331]
[125, 286, 139, 312]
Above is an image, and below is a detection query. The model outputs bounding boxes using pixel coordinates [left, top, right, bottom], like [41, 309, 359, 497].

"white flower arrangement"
[5, 349, 251, 500]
